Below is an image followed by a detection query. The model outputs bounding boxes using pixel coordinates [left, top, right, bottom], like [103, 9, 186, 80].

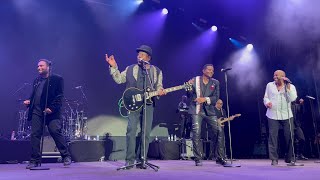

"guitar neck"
[148, 85, 184, 98]
[220, 114, 240, 124]
[220, 117, 232, 124]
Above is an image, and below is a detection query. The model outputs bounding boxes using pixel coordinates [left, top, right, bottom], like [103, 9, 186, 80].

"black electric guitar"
[122, 82, 192, 112]
[217, 114, 241, 126]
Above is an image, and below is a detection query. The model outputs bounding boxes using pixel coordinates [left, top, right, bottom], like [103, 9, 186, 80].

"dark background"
[1, 0, 319, 158]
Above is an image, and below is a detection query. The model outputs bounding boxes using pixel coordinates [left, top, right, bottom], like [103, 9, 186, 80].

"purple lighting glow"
[162, 8, 168, 15]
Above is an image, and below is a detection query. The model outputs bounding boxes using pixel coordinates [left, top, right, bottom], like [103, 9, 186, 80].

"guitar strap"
[195, 76, 201, 114]
[150, 65, 155, 89]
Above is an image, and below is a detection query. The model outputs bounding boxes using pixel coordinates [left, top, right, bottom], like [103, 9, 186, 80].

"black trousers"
[268, 118, 294, 161]
[295, 126, 306, 155]
[191, 113, 224, 161]
[210, 126, 226, 160]
[30, 114, 70, 163]
[126, 105, 154, 163]
[179, 112, 191, 139]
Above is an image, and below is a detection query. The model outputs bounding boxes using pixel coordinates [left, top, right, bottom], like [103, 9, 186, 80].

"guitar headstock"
[233, 114, 241, 117]
[229, 114, 241, 121]
[183, 82, 193, 91]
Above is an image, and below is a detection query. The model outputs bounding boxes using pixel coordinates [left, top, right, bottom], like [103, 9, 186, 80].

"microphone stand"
[284, 83, 303, 167]
[77, 86, 88, 139]
[117, 61, 159, 171]
[222, 70, 240, 167]
[13, 83, 31, 140]
[30, 67, 52, 170]
[12, 83, 30, 96]
[307, 96, 320, 163]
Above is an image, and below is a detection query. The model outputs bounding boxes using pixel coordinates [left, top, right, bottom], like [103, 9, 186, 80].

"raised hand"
[105, 54, 117, 68]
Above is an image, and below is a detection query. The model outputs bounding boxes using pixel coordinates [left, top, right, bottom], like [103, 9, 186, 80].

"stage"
[1, 159, 319, 180]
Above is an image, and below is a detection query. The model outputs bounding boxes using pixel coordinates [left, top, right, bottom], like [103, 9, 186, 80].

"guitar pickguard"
[133, 94, 143, 102]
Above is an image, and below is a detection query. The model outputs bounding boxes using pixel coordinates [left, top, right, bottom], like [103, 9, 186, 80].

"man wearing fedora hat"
[106, 45, 166, 169]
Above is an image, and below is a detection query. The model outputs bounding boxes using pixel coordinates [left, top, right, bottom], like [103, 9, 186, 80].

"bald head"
[215, 99, 223, 109]
[273, 70, 286, 83]
[275, 70, 286, 76]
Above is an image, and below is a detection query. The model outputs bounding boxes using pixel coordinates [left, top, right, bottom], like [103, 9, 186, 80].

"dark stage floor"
[1, 159, 319, 180]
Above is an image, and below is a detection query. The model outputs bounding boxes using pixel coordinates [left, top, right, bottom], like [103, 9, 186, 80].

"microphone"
[306, 95, 315, 100]
[282, 77, 292, 84]
[221, 68, 232, 72]
[75, 86, 82, 89]
[138, 58, 150, 65]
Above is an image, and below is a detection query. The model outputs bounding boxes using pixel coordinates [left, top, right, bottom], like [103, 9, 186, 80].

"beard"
[39, 69, 49, 76]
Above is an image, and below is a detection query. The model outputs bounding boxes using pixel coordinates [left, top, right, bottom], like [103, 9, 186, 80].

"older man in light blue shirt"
[263, 70, 297, 166]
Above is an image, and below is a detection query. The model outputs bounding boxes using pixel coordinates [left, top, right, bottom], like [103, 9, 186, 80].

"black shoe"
[63, 156, 72, 166]
[297, 155, 308, 160]
[286, 161, 295, 165]
[26, 162, 39, 169]
[195, 160, 202, 166]
[285, 159, 295, 163]
[216, 159, 227, 165]
[271, 160, 278, 166]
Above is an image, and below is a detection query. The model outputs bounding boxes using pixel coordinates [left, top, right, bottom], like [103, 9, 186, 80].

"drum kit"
[62, 98, 88, 140]
[15, 108, 31, 140]
[14, 84, 88, 140]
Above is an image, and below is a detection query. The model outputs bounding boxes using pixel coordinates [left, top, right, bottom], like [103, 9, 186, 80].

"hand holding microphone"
[282, 77, 292, 84]
[138, 58, 150, 65]
[281, 77, 292, 90]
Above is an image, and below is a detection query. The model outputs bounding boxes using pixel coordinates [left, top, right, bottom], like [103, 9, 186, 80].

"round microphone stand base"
[30, 166, 50, 170]
[287, 162, 304, 167]
[116, 161, 159, 171]
[223, 163, 241, 168]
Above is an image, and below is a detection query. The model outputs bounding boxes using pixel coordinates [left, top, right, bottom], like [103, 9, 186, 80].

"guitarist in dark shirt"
[292, 98, 308, 160]
[177, 95, 191, 139]
[212, 99, 227, 165]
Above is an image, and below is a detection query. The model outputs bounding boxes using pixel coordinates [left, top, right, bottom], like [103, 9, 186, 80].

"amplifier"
[180, 139, 194, 159]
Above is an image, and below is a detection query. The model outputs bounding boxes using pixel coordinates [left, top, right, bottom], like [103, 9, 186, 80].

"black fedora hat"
[136, 45, 152, 57]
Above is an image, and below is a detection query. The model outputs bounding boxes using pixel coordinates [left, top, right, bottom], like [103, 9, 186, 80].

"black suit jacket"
[27, 74, 64, 121]
[187, 76, 220, 116]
